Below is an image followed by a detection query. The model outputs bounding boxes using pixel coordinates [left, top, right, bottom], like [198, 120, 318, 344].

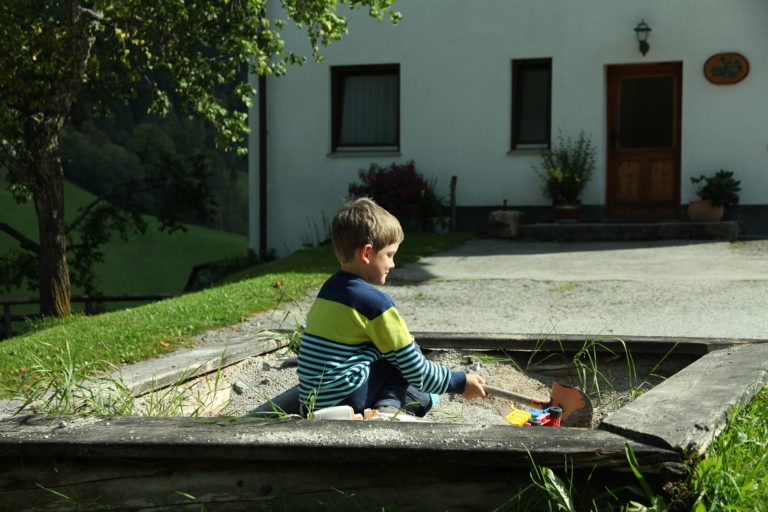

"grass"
[0, 230, 473, 396]
[690, 387, 768, 511]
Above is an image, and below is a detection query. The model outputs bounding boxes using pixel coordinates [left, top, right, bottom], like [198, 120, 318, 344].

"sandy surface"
[178, 335, 695, 427]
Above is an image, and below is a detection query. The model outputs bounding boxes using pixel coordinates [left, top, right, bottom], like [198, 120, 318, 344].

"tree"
[0, 0, 401, 317]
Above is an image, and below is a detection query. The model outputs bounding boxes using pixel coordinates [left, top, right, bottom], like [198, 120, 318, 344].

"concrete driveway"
[393, 239, 768, 282]
[386, 239, 768, 340]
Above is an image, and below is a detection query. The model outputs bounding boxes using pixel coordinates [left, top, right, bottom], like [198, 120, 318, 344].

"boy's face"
[365, 242, 400, 285]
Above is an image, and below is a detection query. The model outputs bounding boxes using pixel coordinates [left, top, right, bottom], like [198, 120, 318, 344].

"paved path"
[383, 239, 768, 340]
[392, 239, 768, 282]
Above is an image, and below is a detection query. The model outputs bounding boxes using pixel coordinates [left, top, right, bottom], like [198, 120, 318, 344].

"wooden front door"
[606, 62, 682, 219]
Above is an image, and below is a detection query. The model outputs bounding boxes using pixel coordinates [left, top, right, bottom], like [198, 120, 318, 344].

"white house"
[248, 0, 768, 255]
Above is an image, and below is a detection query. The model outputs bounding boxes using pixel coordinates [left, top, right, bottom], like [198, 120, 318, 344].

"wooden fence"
[0, 294, 179, 340]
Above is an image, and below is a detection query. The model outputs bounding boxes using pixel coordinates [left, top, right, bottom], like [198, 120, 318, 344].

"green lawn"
[1, 178, 249, 320]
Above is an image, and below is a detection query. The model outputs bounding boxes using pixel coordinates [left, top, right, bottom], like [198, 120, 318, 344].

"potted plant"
[688, 170, 741, 221]
[533, 130, 596, 222]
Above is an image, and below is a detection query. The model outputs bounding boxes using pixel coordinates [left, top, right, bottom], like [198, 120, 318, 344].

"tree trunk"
[33, 150, 71, 318]
[24, 3, 98, 318]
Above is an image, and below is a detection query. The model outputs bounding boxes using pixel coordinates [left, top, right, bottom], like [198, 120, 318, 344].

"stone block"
[488, 210, 522, 238]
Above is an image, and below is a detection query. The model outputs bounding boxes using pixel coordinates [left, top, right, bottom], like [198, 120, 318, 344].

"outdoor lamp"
[634, 19, 651, 56]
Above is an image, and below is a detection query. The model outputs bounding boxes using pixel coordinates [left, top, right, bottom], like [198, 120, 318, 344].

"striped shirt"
[297, 271, 465, 410]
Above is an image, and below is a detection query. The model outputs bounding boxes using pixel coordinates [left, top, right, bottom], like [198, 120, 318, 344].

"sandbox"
[2, 332, 767, 511]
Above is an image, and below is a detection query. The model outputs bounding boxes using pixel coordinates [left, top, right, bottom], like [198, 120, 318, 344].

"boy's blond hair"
[332, 197, 404, 263]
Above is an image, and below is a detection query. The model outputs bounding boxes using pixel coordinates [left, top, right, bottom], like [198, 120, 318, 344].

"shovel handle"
[483, 385, 550, 410]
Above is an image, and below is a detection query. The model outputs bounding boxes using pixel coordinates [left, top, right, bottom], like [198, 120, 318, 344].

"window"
[331, 64, 399, 152]
[511, 59, 552, 150]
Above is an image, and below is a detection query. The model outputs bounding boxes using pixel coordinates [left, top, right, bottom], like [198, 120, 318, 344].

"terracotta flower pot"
[688, 200, 724, 221]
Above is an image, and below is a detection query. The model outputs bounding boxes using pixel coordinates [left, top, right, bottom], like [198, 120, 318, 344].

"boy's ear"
[359, 244, 374, 264]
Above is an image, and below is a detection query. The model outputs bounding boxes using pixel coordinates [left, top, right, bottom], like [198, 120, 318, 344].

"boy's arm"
[367, 303, 486, 397]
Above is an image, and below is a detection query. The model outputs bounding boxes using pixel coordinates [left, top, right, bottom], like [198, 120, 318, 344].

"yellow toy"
[505, 406, 531, 426]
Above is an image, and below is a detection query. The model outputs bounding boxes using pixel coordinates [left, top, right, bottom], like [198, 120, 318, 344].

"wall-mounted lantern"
[634, 19, 651, 57]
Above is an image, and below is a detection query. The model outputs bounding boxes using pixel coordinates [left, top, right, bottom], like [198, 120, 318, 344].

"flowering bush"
[533, 130, 596, 202]
[348, 160, 440, 222]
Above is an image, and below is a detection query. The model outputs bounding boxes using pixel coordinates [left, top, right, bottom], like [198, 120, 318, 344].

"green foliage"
[691, 388, 768, 511]
[625, 443, 669, 511]
[690, 169, 741, 207]
[534, 131, 597, 202]
[62, 106, 251, 235]
[0, 0, 401, 155]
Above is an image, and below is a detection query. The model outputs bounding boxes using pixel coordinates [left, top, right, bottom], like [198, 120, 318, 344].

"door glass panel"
[619, 76, 674, 148]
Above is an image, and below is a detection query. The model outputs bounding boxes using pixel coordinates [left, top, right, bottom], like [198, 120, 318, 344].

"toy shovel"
[483, 382, 593, 427]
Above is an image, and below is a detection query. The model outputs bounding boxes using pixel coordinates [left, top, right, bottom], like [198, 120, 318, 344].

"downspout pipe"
[258, 74, 267, 254]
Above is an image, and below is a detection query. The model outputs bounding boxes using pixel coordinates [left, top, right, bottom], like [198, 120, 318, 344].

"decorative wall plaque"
[704, 53, 749, 84]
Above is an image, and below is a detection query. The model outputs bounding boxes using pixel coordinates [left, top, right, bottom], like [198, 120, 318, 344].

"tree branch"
[76, 6, 107, 23]
[65, 191, 114, 235]
[41, 4, 99, 135]
[0, 221, 40, 254]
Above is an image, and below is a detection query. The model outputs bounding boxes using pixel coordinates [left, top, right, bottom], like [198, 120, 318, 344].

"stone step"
[520, 221, 739, 242]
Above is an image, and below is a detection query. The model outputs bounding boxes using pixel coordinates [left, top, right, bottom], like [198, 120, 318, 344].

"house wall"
[249, 0, 768, 255]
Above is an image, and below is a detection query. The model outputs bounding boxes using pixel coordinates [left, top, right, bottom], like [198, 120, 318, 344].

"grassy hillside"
[1, 178, 249, 322]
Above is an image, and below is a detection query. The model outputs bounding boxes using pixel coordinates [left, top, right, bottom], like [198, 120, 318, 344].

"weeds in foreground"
[138, 353, 225, 417]
[274, 292, 305, 355]
[494, 444, 669, 511]
[524, 327, 680, 409]
[7, 340, 134, 418]
[36, 480, 104, 511]
[8, 340, 231, 419]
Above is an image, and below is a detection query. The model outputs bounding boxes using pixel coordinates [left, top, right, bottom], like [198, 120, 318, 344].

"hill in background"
[1, 177, 249, 322]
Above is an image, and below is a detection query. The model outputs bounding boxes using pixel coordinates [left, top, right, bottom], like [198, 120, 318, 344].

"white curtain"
[339, 73, 398, 145]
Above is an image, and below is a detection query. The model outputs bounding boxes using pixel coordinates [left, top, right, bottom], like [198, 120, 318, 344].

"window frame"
[510, 58, 552, 150]
[331, 64, 400, 153]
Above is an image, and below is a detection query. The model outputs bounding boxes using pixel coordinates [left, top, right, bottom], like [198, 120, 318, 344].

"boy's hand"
[462, 374, 487, 400]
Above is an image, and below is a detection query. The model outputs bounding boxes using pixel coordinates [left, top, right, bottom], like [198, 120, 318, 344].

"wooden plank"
[0, 455, 667, 512]
[113, 332, 287, 395]
[0, 415, 677, 468]
[600, 343, 768, 455]
[413, 331, 758, 355]
[0, 415, 679, 511]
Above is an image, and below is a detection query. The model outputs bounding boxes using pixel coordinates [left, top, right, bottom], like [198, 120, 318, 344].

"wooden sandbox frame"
[2, 333, 767, 511]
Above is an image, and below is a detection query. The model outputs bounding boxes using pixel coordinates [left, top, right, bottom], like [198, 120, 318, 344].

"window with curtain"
[331, 64, 400, 152]
[511, 58, 552, 150]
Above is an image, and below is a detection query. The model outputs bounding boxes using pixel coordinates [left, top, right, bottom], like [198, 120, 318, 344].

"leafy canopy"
[0, 0, 400, 313]
[0, 0, 401, 158]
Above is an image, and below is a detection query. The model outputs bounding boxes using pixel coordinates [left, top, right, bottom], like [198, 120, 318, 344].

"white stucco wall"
[250, 0, 768, 255]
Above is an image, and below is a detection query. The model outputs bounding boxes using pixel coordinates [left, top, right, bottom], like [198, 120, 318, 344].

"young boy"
[297, 197, 486, 417]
